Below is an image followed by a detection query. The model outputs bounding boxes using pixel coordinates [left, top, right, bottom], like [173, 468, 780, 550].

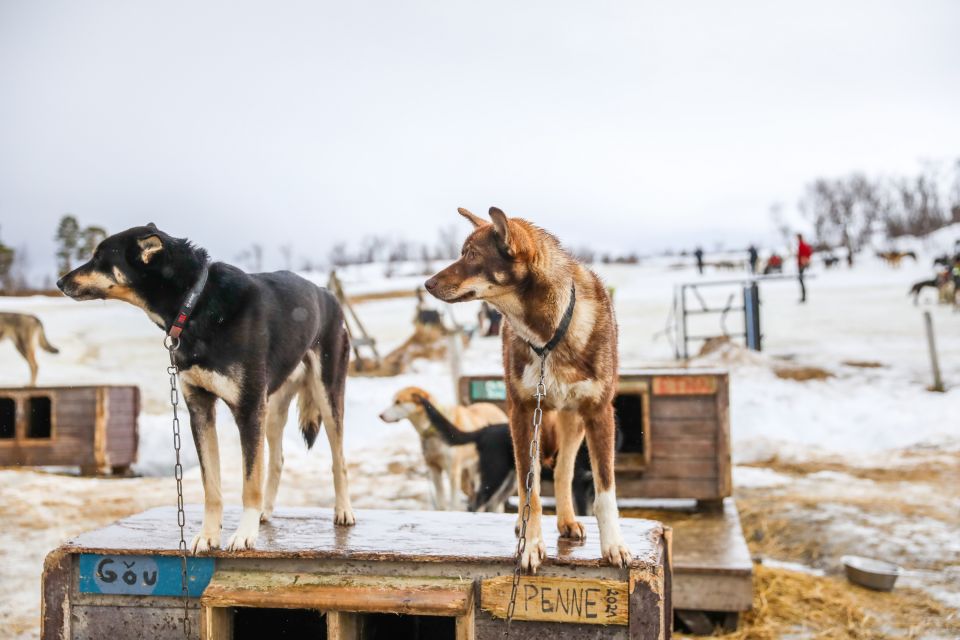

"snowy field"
[1, 228, 958, 637]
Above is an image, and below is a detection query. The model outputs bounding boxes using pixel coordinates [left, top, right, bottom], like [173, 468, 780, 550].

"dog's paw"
[225, 516, 260, 551]
[190, 531, 220, 554]
[601, 541, 632, 568]
[520, 536, 547, 574]
[334, 507, 356, 526]
[558, 518, 586, 540]
[260, 508, 273, 523]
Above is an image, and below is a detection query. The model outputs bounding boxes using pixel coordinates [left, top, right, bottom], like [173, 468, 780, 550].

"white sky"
[1, 1, 958, 278]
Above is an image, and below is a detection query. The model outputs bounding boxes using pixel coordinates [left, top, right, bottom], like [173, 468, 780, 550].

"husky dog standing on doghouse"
[58, 224, 354, 552]
[425, 207, 630, 572]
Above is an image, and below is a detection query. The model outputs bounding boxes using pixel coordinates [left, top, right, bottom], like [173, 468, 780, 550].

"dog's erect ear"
[137, 235, 164, 264]
[489, 206, 511, 246]
[146, 222, 158, 230]
[458, 207, 487, 229]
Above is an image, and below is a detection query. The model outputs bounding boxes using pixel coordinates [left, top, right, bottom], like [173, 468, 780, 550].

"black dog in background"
[57, 224, 355, 553]
[418, 396, 621, 515]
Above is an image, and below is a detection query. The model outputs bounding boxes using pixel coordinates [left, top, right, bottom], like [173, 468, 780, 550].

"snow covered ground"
[0, 227, 958, 637]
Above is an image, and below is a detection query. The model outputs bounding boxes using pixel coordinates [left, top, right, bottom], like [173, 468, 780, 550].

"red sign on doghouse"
[652, 375, 717, 396]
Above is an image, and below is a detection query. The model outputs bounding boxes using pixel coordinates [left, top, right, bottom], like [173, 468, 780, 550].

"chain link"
[505, 353, 547, 634]
[165, 336, 192, 639]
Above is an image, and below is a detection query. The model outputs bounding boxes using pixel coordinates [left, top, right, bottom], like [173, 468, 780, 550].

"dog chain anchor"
[165, 335, 192, 639]
[505, 352, 548, 634]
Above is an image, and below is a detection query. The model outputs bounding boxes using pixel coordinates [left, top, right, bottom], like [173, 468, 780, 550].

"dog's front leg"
[554, 411, 586, 539]
[185, 386, 222, 554]
[510, 401, 546, 573]
[428, 465, 446, 510]
[584, 404, 632, 567]
[226, 395, 266, 551]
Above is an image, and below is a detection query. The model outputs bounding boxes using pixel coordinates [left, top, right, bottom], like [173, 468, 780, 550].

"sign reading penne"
[481, 575, 629, 625]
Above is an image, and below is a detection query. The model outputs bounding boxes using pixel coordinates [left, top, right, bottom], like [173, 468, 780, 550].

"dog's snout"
[424, 277, 438, 291]
[56, 276, 66, 292]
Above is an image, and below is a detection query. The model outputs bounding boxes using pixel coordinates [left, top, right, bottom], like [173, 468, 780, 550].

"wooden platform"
[623, 498, 752, 617]
[44, 507, 673, 640]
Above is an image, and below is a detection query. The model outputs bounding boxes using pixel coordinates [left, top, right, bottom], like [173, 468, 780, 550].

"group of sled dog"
[49, 207, 631, 573]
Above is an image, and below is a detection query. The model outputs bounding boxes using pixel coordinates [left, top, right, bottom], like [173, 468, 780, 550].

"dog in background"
[418, 396, 621, 515]
[0, 312, 59, 386]
[425, 206, 631, 572]
[58, 224, 354, 552]
[379, 386, 506, 510]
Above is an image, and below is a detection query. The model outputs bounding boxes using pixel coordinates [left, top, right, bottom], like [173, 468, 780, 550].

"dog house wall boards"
[43, 507, 672, 640]
[458, 369, 732, 504]
[0, 385, 139, 476]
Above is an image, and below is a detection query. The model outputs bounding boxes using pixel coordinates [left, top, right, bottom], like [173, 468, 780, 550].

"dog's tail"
[297, 351, 325, 449]
[36, 323, 59, 354]
[420, 398, 493, 446]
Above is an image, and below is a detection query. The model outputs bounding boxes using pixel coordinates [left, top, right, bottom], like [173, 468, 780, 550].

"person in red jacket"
[797, 233, 813, 303]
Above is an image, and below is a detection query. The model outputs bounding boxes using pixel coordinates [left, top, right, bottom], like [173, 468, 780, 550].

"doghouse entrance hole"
[614, 392, 645, 454]
[0, 397, 14, 439]
[26, 396, 52, 438]
[232, 607, 327, 639]
[358, 613, 456, 640]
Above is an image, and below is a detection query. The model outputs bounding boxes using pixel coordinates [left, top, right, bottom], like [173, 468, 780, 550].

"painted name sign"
[481, 575, 628, 625]
[78, 554, 214, 598]
[652, 375, 717, 396]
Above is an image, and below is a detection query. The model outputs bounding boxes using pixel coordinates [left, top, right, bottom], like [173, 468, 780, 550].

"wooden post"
[924, 311, 945, 392]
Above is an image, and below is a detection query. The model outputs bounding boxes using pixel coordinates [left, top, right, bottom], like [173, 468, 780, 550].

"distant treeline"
[800, 158, 960, 257]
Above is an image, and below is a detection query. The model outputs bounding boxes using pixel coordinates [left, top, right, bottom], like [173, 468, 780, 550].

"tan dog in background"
[0, 312, 59, 386]
[379, 386, 507, 510]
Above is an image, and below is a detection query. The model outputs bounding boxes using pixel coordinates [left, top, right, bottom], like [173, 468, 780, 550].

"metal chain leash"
[164, 335, 192, 639]
[504, 352, 548, 634]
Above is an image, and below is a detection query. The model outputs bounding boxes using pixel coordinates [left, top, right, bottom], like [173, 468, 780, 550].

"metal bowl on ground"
[842, 555, 900, 591]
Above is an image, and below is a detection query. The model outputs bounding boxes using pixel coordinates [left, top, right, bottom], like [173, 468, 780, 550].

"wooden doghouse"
[0, 385, 139, 475]
[459, 369, 731, 505]
[459, 370, 752, 632]
[43, 507, 671, 640]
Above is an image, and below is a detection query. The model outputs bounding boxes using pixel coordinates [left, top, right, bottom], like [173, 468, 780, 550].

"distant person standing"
[694, 247, 705, 275]
[747, 245, 759, 274]
[796, 233, 813, 303]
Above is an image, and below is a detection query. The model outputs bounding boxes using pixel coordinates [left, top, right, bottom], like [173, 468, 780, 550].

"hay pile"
[772, 366, 834, 382]
[350, 322, 465, 377]
[709, 565, 960, 640]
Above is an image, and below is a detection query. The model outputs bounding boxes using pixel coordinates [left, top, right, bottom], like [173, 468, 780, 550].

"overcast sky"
[1, 1, 958, 279]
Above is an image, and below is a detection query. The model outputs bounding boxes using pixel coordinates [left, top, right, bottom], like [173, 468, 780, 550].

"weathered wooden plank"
[617, 477, 722, 501]
[650, 397, 717, 420]
[481, 575, 629, 626]
[474, 614, 628, 639]
[201, 606, 231, 640]
[643, 458, 717, 480]
[650, 439, 716, 459]
[651, 419, 717, 438]
[71, 605, 198, 640]
[714, 375, 732, 497]
[327, 611, 360, 640]
[652, 375, 717, 396]
[201, 572, 473, 616]
[630, 562, 667, 640]
[64, 507, 666, 570]
[41, 549, 71, 640]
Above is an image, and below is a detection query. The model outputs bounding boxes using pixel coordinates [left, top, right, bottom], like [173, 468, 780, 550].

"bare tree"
[328, 242, 350, 268]
[279, 244, 294, 270]
[800, 174, 880, 264]
[236, 244, 264, 272]
[436, 224, 461, 260]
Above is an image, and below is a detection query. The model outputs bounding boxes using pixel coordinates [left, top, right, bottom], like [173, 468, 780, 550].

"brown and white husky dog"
[424, 207, 630, 572]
